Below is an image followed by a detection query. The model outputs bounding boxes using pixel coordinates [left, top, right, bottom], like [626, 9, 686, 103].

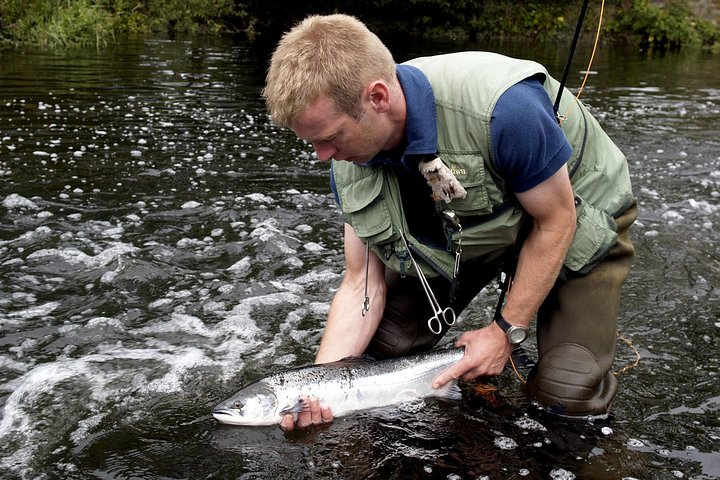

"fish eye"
[233, 400, 244, 409]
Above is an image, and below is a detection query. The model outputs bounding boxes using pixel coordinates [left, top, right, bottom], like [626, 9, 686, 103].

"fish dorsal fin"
[323, 354, 376, 367]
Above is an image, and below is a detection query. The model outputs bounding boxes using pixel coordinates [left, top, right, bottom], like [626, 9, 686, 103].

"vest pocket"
[564, 195, 618, 274]
[339, 172, 395, 244]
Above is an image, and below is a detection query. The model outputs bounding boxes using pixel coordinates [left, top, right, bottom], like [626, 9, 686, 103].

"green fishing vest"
[332, 52, 634, 280]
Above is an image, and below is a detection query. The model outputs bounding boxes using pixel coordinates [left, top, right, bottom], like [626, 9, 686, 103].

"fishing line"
[559, 0, 607, 124]
[614, 331, 641, 375]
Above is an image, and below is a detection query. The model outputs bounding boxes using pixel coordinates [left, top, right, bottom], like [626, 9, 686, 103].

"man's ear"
[365, 81, 391, 113]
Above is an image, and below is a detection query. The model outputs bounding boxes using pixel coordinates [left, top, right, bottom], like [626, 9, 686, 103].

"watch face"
[507, 326, 527, 344]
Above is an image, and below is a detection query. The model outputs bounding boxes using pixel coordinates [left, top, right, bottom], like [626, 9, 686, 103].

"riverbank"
[0, 0, 718, 52]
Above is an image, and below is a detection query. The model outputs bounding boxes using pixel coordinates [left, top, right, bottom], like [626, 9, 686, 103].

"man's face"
[291, 94, 387, 164]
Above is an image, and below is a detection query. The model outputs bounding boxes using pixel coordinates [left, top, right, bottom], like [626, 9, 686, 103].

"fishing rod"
[554, 0, 591, 123]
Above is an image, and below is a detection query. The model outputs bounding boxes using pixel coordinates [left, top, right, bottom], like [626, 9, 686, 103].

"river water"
[0, 35, 718, 480]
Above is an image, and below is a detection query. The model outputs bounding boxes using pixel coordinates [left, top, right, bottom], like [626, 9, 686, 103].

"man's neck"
[382, 78, 408, 150]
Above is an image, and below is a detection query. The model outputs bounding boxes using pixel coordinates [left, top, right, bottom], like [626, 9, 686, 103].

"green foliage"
[0, 0, 717, 51]
[605, 0, 718, 50]
[107, 0, 240, 35]
[0, 0, 116, 48]
[0, 0, 242, 49]
[467, 1, 570, 41]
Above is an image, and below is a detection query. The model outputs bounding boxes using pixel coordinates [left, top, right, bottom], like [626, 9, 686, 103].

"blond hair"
[263, 14, 396, 128]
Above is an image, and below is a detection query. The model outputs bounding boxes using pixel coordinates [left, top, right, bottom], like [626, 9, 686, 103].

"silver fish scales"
[212, 347, 464, 426]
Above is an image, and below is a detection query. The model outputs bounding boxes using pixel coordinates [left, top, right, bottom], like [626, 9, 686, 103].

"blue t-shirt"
[330, 63, 572, 201]
[491, 76, 572, 192]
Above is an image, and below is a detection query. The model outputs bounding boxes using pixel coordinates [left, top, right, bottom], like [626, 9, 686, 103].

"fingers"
[296, 397, 322, 428]
[280, 413, 296, 431]
[432, 360, 466, 389]
[320, 405, 333, 423]
[279, 397, 333, 432]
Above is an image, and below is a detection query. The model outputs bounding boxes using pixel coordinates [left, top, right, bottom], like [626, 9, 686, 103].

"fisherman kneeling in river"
[262, 14, 637, 430]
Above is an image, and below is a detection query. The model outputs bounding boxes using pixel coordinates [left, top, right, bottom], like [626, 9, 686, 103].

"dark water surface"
[0, 36, 718, 480]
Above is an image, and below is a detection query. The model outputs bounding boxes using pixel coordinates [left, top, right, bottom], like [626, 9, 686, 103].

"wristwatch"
[495, 314, 528, 345]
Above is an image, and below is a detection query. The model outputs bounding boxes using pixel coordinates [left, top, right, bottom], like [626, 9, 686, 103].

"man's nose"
[312, 143, 336, 162]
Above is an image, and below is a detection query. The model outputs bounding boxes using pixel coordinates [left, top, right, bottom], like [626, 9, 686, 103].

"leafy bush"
[605, 0, 717, 50]
[0, 0, 115, 48]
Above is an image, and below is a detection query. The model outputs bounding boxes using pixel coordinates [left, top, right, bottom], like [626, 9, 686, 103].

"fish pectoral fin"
[435, 380, 463, 400]
[279, 397, 309, 416]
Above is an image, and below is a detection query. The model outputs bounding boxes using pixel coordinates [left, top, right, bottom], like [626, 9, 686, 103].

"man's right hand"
[280, 397, 334, 431]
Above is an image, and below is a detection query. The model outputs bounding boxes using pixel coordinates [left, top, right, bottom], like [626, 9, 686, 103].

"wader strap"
[568, 105, 589, 180]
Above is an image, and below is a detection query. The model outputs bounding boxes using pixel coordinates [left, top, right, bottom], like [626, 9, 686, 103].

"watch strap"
[495, 314, 514, 333]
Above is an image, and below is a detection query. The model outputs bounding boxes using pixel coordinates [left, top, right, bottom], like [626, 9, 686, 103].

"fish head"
[212, 381, 281, 426]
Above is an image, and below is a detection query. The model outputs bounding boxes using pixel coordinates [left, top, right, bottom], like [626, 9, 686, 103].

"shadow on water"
[0, 35, 718, 479]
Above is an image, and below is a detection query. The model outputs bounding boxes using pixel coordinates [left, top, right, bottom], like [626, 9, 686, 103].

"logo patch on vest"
[450, 165, 466, 176]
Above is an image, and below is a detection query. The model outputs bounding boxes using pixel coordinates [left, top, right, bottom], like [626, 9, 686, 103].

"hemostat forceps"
[399, 231, 456, 334]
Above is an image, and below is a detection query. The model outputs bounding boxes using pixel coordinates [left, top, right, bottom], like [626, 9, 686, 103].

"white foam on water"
[181, 200, 201, 209]
[0, 361, 86, 472]
[5, 301, 59, 319]
[226, 256, 251, 274]
[284, 257, 304, 269]
[70, 412, 106, 446]
[269, 280, 304, 294]
[550, 468, 576, 479]
[515, 416, 547, 431]
[303, 242, 324, 252]
[87, 316, 125, 330]
[0, 355, 30, 375]
[148, 298, 173, 309]
[293, 269, 341, 286]
[494, 436, 519, 450]
[26, 242, 138, 269]
[139, 346, 216, 394]
[138, 313, 214, 337]
[0, 329, 230, 475]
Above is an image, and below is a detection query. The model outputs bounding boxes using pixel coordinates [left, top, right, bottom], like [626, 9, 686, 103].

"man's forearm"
[501, 220, 575, 328]
[315, 276, 386, 363]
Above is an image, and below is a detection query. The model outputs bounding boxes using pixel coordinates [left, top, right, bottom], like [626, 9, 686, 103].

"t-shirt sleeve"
[490, 77, 573, 193]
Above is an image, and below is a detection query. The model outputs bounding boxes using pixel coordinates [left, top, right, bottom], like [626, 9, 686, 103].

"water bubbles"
[303, 242, 324, 252]
[181, 201, 201, 209]
[549, 468, 576, 479]
[515, 416, 547, 431]
[494, 436, 518, 450]
[3, 193, 39, 210]
[627, 438, 645, 447]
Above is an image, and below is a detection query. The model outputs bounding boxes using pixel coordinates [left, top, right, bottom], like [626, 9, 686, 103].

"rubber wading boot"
[526, 342, 617, 416]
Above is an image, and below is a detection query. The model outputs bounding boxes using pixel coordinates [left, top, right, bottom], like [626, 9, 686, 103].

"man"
[263, 14, 636, 430]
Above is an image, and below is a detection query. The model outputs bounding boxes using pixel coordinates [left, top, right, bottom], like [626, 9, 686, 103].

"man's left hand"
[432, 324, 511, 388]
